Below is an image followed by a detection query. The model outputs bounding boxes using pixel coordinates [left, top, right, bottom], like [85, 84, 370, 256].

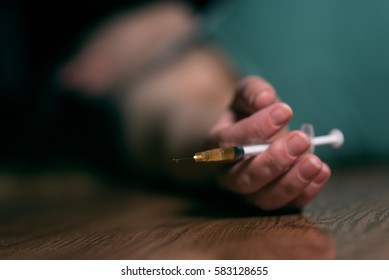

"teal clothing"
[206, 0, 389, 163]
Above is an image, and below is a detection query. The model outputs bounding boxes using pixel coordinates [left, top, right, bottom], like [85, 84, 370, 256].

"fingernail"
[270, 104, 292, 125]
[256, 90, 269, 100]
[254, 90, 272, 107]
[313, 164, 331, 186]
[300, 156, 322, 180]
[287, 132, 310, 156]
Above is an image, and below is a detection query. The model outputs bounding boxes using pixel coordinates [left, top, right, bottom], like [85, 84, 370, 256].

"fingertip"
[312, 162, 331, 186]
[299, 154, 323, 181]
[288, 163, 331, 208]
[254, 90, 277, 109]
[235, 76, 277, 113]
[238, 76, 268, 90]
[286, 130, 310, 157]
[270, 103, 293, 126]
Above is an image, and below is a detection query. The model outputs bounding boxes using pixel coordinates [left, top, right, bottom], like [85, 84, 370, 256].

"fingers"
[248, 154, 324, 210]
[215, 102, 293, 146]
[58, 2, 196, 94]
[218, 132, 331, 210]
[218, 131, 310, 194]
[213, 75, 330, 210]
[207, 76, 284, 145]
[287, 163, 331, 208]
[233, 76, 278, 115]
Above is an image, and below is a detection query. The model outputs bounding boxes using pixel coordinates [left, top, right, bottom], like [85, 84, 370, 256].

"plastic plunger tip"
[330, 129, 344, 148]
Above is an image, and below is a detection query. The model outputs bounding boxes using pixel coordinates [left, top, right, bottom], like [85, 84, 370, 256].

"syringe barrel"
[194, 146, 244, 162]
[243, 144, 270, 156]
[312, 135, 335, 146]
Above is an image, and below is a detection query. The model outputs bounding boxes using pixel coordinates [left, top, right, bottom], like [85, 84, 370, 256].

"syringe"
[173, 127, 344, 163]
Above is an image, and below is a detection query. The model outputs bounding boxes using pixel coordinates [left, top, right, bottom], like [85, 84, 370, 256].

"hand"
[58, 2, 195, 95]
[207, 76, 331, 210]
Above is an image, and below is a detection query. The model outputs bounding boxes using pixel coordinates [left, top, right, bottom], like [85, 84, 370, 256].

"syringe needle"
[172, 158, 194, 163]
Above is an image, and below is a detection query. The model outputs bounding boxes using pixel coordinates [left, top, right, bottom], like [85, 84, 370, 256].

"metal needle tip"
[172, 157, 194, 163]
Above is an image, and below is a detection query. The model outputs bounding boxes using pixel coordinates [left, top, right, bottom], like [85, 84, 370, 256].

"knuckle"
[240, 76, 262, 86]
[249, 120, 268, 141]
[262, 152, 290, 176]
[282, 182, 304, 197]
[231, 173, 256, 194]
[248, 116, 276, 142]
[240, 76, 274, 94]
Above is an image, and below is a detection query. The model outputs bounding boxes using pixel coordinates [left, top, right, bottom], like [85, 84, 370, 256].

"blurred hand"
[58, 2, 196, 95]
[207, 76, 331, 210]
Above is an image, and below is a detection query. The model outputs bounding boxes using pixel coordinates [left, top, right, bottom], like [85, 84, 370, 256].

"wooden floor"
[0, 164, 388, 259]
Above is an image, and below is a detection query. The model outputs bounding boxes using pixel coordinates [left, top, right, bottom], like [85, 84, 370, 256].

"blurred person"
[9, 0, 386, 210]
[56, 1, 329, 210]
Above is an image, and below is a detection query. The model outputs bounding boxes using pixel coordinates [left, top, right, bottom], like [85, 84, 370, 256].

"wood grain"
[0, 165, 388, 259]
[303, 165, 389, 259]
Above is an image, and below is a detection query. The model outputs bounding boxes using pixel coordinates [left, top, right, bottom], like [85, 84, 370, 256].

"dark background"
[0, 0, 212, 176]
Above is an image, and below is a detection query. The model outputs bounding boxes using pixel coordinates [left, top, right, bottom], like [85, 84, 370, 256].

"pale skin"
[58, 2, 331, 211]
[208, 76, 331, 210]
